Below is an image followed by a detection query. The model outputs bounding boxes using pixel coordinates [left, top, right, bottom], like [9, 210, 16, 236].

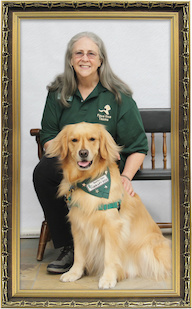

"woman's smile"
[80, 64, 91, 68]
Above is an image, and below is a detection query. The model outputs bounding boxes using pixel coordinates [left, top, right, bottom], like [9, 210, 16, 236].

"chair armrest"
[30, 128, 44, 159]
[30, 128, 41, 137]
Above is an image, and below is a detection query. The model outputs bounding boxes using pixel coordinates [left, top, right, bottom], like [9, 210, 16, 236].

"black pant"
[33, 156, 73, 249]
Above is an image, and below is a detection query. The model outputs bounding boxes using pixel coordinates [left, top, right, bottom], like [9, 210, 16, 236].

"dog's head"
[46, 122, 122, 174]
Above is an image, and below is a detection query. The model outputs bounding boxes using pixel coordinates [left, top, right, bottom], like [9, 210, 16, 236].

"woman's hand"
[121, 175, 135, 197]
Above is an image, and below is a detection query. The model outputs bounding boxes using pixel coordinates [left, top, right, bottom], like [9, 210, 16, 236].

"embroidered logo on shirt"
[99, 105, 111, 115]
[97, 105, 112, 122]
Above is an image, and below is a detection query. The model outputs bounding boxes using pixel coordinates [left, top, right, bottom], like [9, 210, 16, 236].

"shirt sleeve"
[40, 91, 62, 147]
[116, 96, 148, 171]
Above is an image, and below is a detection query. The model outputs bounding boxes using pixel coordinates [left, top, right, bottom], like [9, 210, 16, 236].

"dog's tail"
[139, 233, 172, 280]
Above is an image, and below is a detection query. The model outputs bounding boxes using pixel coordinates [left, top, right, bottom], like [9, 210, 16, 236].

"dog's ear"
[46, 128, 68, 160]
[99, 125, 122, 161]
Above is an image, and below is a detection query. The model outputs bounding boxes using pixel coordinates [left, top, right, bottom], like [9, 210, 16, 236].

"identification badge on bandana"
[77, 168, 111, 199]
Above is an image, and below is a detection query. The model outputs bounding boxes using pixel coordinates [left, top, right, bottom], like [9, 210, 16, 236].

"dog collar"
[98, 200, 121, 211]
[77, 168, 111, 199]
[68, 199, 121, 212]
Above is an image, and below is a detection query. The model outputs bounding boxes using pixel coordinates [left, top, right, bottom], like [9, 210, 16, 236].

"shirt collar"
[75, 81, 107, 101]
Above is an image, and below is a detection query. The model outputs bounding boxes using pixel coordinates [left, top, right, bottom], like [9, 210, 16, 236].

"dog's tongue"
[78, 161, 90, 167]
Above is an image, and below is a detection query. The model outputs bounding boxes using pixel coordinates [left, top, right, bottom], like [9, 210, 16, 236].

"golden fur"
[46, 122, 171, 289]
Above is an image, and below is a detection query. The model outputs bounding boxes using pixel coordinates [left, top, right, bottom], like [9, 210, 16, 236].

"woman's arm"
[40, 91, 62, 147]
[121, 152, 145, 197]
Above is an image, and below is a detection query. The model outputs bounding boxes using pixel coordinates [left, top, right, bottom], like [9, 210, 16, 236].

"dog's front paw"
[60, 270, 82, 283]
[98, 275, 117, 289]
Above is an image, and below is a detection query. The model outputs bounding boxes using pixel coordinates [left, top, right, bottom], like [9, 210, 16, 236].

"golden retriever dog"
[46, 122, 171, 289]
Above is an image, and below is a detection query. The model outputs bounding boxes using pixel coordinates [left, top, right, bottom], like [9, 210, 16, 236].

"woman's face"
[71, 37, 102, 82]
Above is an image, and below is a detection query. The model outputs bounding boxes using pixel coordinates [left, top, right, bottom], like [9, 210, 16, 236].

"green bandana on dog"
[77, 168, 110, 199]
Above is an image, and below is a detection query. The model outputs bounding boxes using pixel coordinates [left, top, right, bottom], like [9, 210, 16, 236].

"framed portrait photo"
[1, 0, 191, 308]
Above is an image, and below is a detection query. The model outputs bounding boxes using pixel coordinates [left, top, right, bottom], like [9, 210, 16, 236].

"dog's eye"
[72, 138, 78, 142]
[89, 137, 95, 141]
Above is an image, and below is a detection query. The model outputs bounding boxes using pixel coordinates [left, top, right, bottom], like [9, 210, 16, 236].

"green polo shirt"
[40, 82, 148, 172]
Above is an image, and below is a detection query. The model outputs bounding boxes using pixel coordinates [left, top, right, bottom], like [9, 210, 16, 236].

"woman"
[33, 32, 148, 274]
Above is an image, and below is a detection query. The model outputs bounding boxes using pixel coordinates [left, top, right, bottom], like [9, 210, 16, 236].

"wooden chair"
[30, 108, 171, 261]
[133, 108, 171, 230]
[134, 108, 171, 181]
[30, 128, 51, 261]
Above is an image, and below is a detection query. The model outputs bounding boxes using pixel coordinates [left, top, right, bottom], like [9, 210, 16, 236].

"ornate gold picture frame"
[1, 1, 190, 308]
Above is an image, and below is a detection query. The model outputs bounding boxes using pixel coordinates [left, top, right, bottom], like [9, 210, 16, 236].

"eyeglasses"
[73, 51, 98, 59]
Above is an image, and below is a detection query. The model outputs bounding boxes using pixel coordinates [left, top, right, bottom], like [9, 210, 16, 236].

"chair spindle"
[151, 133, 155, 169]
[163, 133, 167, 169]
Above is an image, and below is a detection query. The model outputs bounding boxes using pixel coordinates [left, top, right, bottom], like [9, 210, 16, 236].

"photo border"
[1, 1, 191, 307]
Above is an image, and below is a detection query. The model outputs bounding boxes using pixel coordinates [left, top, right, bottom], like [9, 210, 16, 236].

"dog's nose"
[79, 149, 89, 159]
